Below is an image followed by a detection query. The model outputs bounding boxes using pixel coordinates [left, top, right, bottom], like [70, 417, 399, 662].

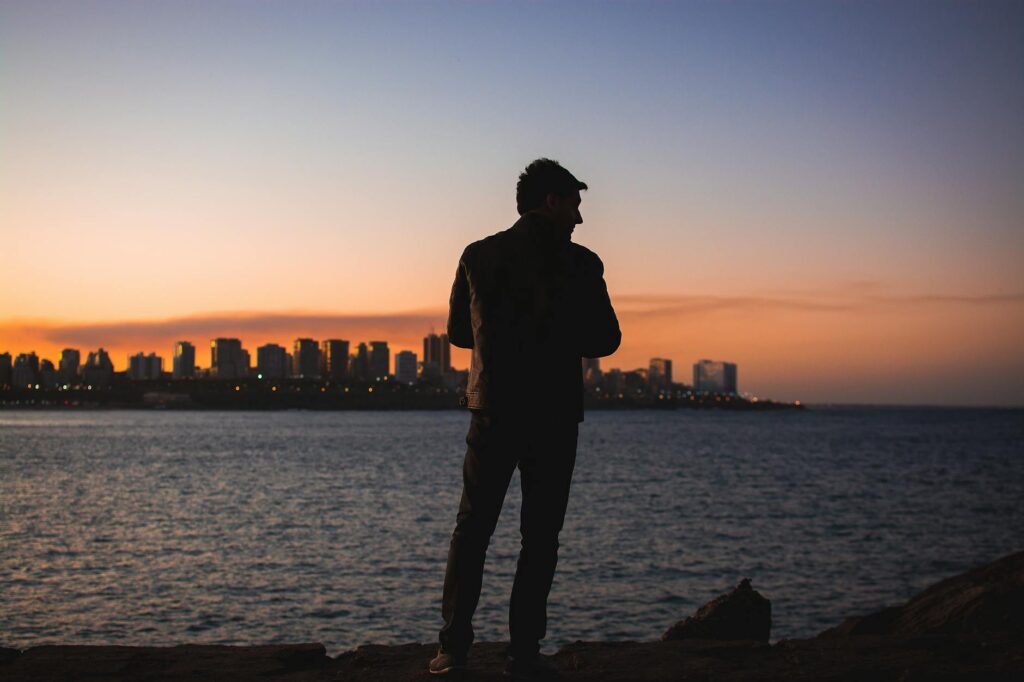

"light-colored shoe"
[429, 649, 467, 676]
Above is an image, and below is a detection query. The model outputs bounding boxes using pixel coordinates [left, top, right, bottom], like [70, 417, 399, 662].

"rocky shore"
[3, 551, 1021, 681]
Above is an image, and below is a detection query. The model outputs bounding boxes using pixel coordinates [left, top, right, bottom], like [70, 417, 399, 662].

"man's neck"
[522, 211, 571, 244]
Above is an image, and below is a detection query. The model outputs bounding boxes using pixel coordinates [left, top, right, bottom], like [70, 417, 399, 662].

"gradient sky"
[2, 1, 1022, 405]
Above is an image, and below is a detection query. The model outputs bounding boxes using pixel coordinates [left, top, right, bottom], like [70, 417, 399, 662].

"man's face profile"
[544, 190, 583, 239]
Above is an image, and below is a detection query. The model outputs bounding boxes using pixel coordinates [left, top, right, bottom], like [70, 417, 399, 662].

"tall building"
[649, 358, 673, 392]
[128, 353, 145, 380]
[693, 359, 738, 394]
[12, 352, 40, 388]
[39, 359, 59, 389]
[149, 353, 164, 379]
[81, 348, 114, 387]
[173, 341, 196, 379]
[292, 338, 320, 379]
[623, 368, 649, 395]
[59, 349, 81, 385]
[320, 339, 349, 381]
[605, 368, 623, 395]
[128, 352, 163, 380]
[0, 352, 11, 387]
[582, 357, 602, 388]
[351, 343, 370, 381]
[369, 341, 390, 381]
[128, 353, 162, 380]
[211, 338, 248, 379]
[423, 333, 452, 377]
[395, 350, 417, 384]
[257, 344, 289, 379]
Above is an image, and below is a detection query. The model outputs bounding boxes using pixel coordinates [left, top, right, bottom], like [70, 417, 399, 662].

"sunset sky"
[2, 1, 1022, 405]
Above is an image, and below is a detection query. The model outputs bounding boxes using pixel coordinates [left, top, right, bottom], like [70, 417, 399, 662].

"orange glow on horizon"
[2, 288, 1022, 405]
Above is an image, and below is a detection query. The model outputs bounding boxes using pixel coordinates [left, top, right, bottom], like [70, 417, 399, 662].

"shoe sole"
[430, 663, 466, 676]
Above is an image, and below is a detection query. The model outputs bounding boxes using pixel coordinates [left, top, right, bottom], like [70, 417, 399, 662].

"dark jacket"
[447, 212, 621, 422]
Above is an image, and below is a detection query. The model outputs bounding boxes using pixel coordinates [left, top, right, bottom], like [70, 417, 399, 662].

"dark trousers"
[439, 411, 579, 658]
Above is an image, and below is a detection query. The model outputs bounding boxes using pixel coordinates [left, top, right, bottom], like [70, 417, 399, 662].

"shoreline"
[4, 551, 1021, 681]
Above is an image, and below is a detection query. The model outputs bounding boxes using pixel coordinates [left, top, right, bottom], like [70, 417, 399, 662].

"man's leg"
[439, 412, 517, 657]
[508, 420, 578, 659]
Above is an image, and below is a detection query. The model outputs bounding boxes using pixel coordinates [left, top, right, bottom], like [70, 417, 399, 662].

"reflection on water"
[1, 408, 1022, 653]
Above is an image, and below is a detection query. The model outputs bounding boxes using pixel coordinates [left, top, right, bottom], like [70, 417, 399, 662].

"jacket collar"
[510, 212, 571, 248]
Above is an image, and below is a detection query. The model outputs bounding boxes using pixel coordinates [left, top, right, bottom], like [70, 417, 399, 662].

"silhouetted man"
[430, 159, 620, 680]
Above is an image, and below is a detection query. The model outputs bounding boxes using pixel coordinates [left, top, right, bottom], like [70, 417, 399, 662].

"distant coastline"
[0, 380, 801, 411]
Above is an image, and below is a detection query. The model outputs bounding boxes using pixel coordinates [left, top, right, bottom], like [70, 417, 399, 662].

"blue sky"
[2, 1, 1022, 403]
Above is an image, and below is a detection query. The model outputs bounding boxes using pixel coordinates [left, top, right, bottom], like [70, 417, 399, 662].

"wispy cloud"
[864, 293, 1024, 305]
[614, 291, 1024, 318]
[4, 289, 1022, 347]
[7, 310, 448, 350]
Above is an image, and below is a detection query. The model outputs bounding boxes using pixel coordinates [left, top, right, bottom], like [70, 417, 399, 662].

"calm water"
[1, 407, 1022, 654]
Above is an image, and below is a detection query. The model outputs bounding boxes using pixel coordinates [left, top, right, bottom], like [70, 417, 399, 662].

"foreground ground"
[3, 551, 1022, 681]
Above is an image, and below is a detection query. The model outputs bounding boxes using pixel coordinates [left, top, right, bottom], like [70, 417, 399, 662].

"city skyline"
[0, 331, 699, 386]
[3, 332, 748, 410]
[1, 1, 1022, 405]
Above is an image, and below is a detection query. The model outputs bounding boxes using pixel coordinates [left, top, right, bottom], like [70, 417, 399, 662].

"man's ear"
[543, 192, 560, 211]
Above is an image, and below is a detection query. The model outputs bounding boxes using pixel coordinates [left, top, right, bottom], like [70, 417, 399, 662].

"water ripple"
[1, 407, 1022, 654]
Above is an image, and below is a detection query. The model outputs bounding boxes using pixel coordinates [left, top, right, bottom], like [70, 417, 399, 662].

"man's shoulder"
[568, 242, 602, 262]
[460, 228, 514, 262]
[568, 242, 605, 272]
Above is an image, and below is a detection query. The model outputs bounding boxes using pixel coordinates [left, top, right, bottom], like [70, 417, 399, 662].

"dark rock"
[272, 642, 328, 670]
[662, 577, 772, 643]
[822, 551, 1024, 637]
[3, 643, 332, 681]
[0, 647, 21, 664]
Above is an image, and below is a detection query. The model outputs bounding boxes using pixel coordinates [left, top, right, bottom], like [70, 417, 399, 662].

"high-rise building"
[605, 368, 623, 395]
[82, 348, 114, 387]
[149, 353, 164, 379]
[59, 349, 81, 385]
[320, 339, 349, 381]
[369, 341, 390, 381]
[257, 344, 289, 379]
[0, 352, 11, 387]
[649, 358, 673, 392]
[173, 341, 196, 379]
[211, 338, 248, 379]
[351, 343, 370, 381]
[19, 352, 39, 374]
[12, 352, 40, 388]
[623, 368, 649, 395]
[39, 359, 59, 390]
[395, 350, 417, 384]
[582, 357, 602, 388]
[693, 359, 738, 394]
[128, 353, 145, 380]
[423, 333, 452, 377]
[292, 338, 320, 379]
[128, 352, 163, 380]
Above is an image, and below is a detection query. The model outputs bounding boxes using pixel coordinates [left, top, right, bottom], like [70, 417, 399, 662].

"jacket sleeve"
[578, 252, 621, 358]
[446, 248, 474, 349]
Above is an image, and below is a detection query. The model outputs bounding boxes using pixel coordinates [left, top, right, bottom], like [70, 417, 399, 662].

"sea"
[1, 407, 1022, 654]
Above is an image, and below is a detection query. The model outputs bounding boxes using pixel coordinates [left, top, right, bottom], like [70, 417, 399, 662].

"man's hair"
[516, 159, 588, 215]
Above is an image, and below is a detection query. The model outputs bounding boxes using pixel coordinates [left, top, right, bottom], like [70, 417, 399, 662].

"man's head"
[516, 159, 587, 237]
